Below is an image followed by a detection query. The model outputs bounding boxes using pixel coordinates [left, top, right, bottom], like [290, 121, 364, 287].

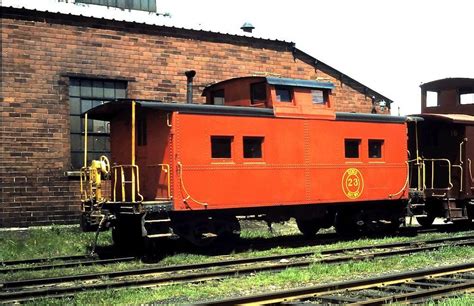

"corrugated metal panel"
[266, 77, 334, 89]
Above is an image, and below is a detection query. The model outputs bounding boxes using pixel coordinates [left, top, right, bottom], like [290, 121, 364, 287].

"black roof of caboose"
[85, 99, 406, 123]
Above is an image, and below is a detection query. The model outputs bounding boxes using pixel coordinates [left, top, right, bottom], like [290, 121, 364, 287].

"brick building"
[0, 6, 393, 227]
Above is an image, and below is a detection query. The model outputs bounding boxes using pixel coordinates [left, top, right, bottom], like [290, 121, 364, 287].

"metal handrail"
[147, 163, 172, 200]
[422, 158, 453, 191]
[112, 165, 144, 203]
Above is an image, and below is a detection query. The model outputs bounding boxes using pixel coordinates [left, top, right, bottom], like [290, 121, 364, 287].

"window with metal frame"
[345, 139, 361, 158]
[368, 139, 383, 158]
[311, 89, 329, 104]
[69, 78, 127, 169]
[275, 86, 292, 102]
[211, 136, 233, 158]
[75, 0, 157, 13]
[212, 89, 225, 105]
[243, 137, 263, 158]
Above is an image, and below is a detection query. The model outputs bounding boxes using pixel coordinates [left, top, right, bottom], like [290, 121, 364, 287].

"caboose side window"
[251, 82, 267, 104]
[243, 137, 263, 158]
[275, 86, 292, 102]
[368, 139, 383, 158]
[460, 91, 474, 105]
[212, 89, 225, 105]
[312, 89, 328, 104]
[345, 139, 360, 158]
[211, 136, 233, 158]
[426, 91, 438, 107]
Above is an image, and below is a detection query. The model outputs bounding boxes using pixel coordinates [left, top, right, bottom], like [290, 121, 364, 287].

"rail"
[422, 158, 453, 196]
[147, 163, 172, 200]
[112, 165, 144, 202]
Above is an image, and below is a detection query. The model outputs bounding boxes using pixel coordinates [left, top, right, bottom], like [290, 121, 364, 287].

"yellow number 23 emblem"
[342, 168, 364, 199]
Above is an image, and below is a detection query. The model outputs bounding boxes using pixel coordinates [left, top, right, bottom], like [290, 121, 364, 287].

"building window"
[211, 136, 233, 158]
[368, 140, 383, 158]
[312, 89, 328, 104]
[75, 0, 157, 12]
[251, 82, 267, 104]
[426, 91, 438, 107]
[275, 86, 292, 102]
[243, 137, 263, 158]
[345, 139, 360, 158]
[212, 89, 225, 105]
[69, 78, 127, 169]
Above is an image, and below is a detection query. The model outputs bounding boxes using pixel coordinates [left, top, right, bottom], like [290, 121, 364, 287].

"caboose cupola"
[203, 76, 336, 119]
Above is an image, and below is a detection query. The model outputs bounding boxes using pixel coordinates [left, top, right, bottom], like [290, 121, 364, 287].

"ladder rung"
[147, 233, 174, 238]
[145, 219, 171, 223]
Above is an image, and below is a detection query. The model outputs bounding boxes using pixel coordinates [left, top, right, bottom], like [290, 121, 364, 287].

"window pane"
[71, 134, 83, 151]
[368, 140, 383, 158]
[92, 80, 104, 98]
[71, 153, 84, 169]
[69, 79, 80, 96]
[312, 89, 325, 104]
[104, 81, 115, 98]
[80, 80, 92, 97]
[251, 83, 266, 104]
[115, 82, 127, 98]
[345, 139, 360, 158]
[116, 0, 126, 9]
[243, 137, 263, 158]
[132, 0, 141, 10]
[93, 120, 108, 133]
[276, 87, 291, 102]
[426, 91, 438, 107]
[69, 97, 81, 115]
[211, 136, 232, 158]
[212, 89, 225, 105]
[93, 136, 107, 151]
[149, 0, 156, 11]
[82, 99, 93, 112]
[140, 0, 149, 10]
[460, 93, 474, 105]
[70, 116, 82, 133]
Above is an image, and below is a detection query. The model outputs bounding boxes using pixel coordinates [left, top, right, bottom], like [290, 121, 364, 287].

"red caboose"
[80, 75, 408, 246]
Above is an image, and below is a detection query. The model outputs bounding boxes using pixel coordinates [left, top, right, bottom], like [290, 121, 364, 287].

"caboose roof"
[202, 76, 334, 96]
[414, 113, 474, 125]
[84, 99, 274, 121]
[84, 99, 405, 124]
[420, 78, 474, 91]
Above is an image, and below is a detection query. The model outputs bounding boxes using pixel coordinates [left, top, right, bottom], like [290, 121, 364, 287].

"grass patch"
[28, 245, 474, 305]
[0, 226, 112, 261]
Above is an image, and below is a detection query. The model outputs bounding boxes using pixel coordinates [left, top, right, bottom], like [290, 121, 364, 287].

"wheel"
[296, 218, 320, 238]
[416, 215, 435, 227]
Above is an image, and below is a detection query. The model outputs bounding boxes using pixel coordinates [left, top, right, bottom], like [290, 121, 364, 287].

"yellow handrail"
[112, 165, 143, 202]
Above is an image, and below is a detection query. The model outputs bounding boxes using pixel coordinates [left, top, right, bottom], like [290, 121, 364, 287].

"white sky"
[158, 0, 474, 115]
[4, 0, 474, 115]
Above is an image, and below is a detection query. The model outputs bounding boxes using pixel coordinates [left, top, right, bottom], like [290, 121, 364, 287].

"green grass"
[0, 226, 112, 261]
[25, 245, 474, 305]
[2, 223, 473, 305]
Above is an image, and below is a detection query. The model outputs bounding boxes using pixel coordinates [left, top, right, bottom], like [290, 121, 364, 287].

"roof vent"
[240, 22, 255, 33]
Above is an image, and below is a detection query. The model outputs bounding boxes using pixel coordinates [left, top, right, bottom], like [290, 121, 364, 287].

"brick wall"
[0, 7, 387, 227]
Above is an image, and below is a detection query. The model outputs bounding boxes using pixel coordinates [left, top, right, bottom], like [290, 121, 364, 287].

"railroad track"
[205, 262, 474, 305]
[0, 256, 136, 274]
[1, 234, 473, 303]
